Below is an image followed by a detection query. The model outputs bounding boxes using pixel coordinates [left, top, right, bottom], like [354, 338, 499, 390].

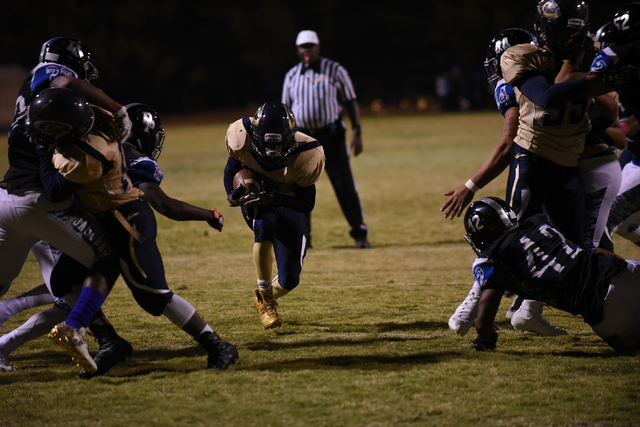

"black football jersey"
[473, 214, 627, 325]
[3, 63, 79, 191]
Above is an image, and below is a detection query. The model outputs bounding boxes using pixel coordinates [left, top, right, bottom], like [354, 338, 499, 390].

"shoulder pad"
[501, 44, 553, 87]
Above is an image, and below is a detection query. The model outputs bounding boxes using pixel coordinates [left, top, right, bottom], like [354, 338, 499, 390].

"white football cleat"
[511, 300, 567, 336]
[448, 286, 481, 336]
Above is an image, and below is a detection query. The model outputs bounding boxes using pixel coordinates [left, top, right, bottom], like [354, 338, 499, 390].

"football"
[233, 168, 262, 196]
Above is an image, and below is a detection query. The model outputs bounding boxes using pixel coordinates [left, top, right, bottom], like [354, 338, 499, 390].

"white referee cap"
[296, 30, 319, 45]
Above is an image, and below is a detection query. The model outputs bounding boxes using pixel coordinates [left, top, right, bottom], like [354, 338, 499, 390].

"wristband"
[465, 179, 480, 193]
[620, 121, 631, 135]
[352, 125, 362, 136]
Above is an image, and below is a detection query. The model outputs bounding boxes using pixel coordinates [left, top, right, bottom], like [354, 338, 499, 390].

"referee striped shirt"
[281, 57, 357, 130]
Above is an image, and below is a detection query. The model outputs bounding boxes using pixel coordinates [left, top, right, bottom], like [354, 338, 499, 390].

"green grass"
[1, 112, 639, 426]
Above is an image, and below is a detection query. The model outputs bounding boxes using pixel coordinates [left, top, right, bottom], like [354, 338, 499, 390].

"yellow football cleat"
[49, 322, 98, 374]
[253, 288, 282, 329]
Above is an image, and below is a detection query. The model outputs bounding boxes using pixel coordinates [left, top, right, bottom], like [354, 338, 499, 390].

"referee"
[282, 30, 370, 249]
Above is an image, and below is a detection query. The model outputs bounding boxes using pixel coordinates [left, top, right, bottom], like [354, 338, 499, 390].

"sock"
[258, 279, 273, 292]
[66, 287, 105, 330]
[162, 295, 197, 329]
[196, 324, 214, 340]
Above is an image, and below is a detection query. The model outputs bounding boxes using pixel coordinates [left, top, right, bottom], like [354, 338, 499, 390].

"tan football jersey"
[501, 44, 592, 167]
[225, 119, 325, 196]
[53, 133, 143, 213]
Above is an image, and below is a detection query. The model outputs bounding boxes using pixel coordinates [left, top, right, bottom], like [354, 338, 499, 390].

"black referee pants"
[299, 121, 365, 239]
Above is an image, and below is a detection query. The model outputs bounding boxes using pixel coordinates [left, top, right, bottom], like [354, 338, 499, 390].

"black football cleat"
[197, 332, 239, 371]
[79, 323, 133, 379]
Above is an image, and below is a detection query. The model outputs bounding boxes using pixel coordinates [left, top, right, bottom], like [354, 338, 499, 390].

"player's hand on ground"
[207, 208, 224, 232]
[472, 332, 497, 352]
[241, 190, 282, 207]
[441, 185, 474, 219]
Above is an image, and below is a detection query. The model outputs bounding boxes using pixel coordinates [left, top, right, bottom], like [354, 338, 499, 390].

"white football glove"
[114, 106, 132, 142]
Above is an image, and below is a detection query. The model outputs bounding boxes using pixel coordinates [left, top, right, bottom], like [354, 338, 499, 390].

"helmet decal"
[540, 1, 561, 18]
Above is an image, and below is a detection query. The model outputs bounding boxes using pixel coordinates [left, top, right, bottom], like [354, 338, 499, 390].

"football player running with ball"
[224, 102, 325, 329]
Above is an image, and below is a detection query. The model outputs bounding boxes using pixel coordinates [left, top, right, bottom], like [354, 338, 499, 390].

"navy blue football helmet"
[610, 3, 640, 45]
[534, 0, 589, 59]
[464, 197, 519, 254]
[594, 22, 614, 50]
[251, 102, 297, 167]
[39, 37, 99, 81]
[125, 103, 166, 160]
[484, 28, 537, 88]
[26, 88, 95, 140]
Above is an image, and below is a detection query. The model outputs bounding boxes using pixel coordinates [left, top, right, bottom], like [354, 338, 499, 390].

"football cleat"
[448, 286, 481, 336]
[0, 347, 15, 372]
[79, 330, 133, 379]
[197, 332, 239, 371]
[505, 296, 523, 319]
[253, 288, 282, 329]
[511, 300, 568, 336]
[49, 322, 97, 374]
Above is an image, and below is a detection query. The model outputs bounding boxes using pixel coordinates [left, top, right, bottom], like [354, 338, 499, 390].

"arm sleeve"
[37, 149, 81, 202]
[223, 156, 243, 195]
[517, 74, 589, 108]
[278, 183, 316, 214]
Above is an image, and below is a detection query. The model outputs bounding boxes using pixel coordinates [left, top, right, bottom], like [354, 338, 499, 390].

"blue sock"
[66, 287, 105, 330]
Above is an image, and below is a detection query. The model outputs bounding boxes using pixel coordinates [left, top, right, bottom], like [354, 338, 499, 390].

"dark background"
[0, 1, 622, 118]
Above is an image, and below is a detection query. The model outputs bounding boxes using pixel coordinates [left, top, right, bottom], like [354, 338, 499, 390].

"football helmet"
[534, 0, 589, 59]
[484, 28, 537, 89]
[125, 103, 166, 160]
[610, 3, 640, 45]
[26, 87, 95, 140]
[594, 22, 614, 50]
[463, 197, 519, 254]
[39, 37, 99, 81]
[251, 102, 296, 167]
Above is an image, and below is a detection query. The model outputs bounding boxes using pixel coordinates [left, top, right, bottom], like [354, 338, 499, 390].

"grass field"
[1, 112, 639, 426]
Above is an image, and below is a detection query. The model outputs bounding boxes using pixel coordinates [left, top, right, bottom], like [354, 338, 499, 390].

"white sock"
[257, 279, 272, 292]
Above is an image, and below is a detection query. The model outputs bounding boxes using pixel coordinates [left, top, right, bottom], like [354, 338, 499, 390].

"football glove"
[241, 190, 282, 208]
[227, 184, 246, 206]
[207, 208, 224, 232]
[114, 106, 132, 141]
[472, 332, 498, 352]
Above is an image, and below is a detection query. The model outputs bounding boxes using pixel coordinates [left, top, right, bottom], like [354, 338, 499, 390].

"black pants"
[298, 121, 365, 238]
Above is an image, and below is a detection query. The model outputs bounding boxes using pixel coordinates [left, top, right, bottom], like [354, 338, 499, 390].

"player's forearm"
[50, 76, 122, 113]
[470, 108, 517, 188]
[475, 288, 502, 340]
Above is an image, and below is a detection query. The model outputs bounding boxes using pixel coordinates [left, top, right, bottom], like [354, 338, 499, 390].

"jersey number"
[540, 99, 588, 128]
[613, 14, 630, 32]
